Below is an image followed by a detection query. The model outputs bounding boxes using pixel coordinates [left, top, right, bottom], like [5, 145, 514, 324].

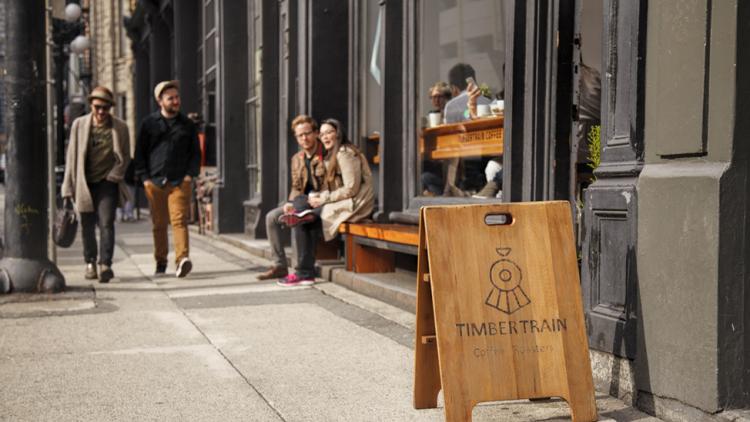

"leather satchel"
[53, 198, 78, 248]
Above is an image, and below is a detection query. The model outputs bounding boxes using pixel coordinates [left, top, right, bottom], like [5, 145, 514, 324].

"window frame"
[405, 0, 510, 213]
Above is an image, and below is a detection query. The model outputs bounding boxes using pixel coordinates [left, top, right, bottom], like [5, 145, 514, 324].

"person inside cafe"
[436, 63, 495, 196]
[429, 81, 452, 121]
[466, 81, 503, 199]
[421, 81, 453, 196]
[444, 63, 492, 124]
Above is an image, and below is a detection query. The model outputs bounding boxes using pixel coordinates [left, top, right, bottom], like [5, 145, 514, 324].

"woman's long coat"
[318, 146, 374, 241]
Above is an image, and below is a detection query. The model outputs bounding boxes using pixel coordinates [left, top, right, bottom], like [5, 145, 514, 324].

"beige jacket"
[318, 146, 375, 240]
[61, 113, 131, 213]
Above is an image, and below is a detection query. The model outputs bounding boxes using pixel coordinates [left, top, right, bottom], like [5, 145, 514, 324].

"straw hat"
[87, 86, 115, 105]
[154, 80, 180, 101]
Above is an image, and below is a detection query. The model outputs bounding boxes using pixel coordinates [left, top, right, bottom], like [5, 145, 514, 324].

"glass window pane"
[206, 32, 216, 67]
[205, 0, 215, 33]
[361, 0, 383, 140]
[418, 0, 506, 199]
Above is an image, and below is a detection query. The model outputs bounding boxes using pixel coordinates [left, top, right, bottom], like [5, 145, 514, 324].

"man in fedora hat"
[134, 80, 200, 278]
[62, 86, 131, 283]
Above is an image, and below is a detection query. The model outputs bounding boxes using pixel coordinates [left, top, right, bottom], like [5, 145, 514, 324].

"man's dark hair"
[448, 63, 476, 91]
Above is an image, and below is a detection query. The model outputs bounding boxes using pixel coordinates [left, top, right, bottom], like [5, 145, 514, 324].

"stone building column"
[637, 0, 750, 412]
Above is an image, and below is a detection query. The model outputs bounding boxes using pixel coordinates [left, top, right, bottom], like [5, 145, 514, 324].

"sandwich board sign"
[413, 201, 597, 422]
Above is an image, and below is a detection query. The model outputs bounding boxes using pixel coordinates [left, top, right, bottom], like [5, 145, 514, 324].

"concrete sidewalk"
[0, 216, 660, 421]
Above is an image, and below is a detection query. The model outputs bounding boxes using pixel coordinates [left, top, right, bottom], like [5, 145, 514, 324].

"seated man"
[257, 115, 325, 282]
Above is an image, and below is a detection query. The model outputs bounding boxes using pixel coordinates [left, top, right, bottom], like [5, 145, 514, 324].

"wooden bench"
[339, 222, 419, 273]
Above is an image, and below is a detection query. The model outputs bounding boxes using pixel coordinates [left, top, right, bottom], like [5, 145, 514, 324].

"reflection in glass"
[418, 0, 506, 199]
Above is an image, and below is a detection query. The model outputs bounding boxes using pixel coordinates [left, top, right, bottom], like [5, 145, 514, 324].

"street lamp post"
[0, 0, 65, 293]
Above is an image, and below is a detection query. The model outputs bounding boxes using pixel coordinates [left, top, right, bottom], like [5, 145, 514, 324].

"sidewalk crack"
[178, 307, 288, 422]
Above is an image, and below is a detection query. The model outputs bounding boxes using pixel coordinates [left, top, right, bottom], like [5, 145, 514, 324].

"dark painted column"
[53, 41, 68, 166]
[173, 0, 200, 116]
[276, 0, 298, 202]
[213, 0, 248, 233]
[503, 1, 572, 203]
[243, 0, 282, 238]
[299, 0, 349, 126]
[374, 0, 404, 221]
[134, 43, 152, 122]
[581, 0, 644, 362]
[250, 0, 281, 238]
[502, 0, 527, 203]
[0, 0, 65, 293]
[148, 16, 172, 92]
[124, 7, 151, 121]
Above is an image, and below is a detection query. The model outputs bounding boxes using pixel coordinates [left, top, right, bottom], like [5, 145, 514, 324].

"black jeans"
[80, 180, 118, 266]
[292, 216, 322, 279]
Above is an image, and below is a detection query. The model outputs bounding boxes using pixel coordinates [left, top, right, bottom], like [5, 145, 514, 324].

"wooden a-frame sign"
[413, 201, 597, 421]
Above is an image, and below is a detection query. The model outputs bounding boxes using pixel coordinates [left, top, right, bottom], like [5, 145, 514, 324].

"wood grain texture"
[344, 223, 420, 246]
[422, 116, 504, 160]
[413, 201, 597, 422]
[314, 238, 339, 260]
[352, 242, 395, 273]
[414, 215, 442, 408]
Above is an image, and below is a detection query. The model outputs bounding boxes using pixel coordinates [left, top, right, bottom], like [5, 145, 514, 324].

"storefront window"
[357, 0, 383, 174]
[246, 0, 262, 198]
[418, 0, 506, 199]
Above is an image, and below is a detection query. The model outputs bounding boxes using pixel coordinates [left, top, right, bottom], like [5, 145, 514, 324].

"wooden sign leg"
[444, 395, 474, 422]
[565, 387, 598, 422]
[414, 277, 441, 408]
[414, 219, 441, 409]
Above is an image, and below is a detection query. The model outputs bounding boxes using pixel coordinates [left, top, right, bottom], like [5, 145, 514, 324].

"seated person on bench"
[257, 114, 326, 283]
[278, 118, 375, 287]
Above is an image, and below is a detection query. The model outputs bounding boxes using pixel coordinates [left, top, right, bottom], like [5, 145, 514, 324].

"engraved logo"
[485, 248, 530, 314]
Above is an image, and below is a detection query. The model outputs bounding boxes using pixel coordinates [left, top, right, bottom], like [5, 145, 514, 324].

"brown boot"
[257, 266, 288, 280]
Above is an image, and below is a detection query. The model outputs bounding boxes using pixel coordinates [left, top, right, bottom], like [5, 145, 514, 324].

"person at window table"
[433, 64, 495, 197]
[422, 82, 454, 196]
[429, 81, 453, 120]
[62, 86, 131, 283]
[277, 118, 374, 288]
[443, 63, 492, 124]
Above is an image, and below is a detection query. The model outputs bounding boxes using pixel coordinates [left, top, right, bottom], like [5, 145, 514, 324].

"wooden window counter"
[421, 115, 504, 160]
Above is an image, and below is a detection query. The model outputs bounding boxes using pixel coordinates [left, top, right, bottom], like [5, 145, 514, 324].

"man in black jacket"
[134, 80, 201, 277]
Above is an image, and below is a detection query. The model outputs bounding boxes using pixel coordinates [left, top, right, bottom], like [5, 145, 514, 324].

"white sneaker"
[176, 257, 192, 278]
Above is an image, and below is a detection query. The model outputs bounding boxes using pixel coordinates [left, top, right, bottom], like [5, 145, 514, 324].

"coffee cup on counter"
[477, 104, 491, 118]
[490, 100, 505, 115]
[428, 112, 442, 128]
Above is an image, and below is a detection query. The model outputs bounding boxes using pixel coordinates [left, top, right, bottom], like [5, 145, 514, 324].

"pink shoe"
[277, 273, 315, 287]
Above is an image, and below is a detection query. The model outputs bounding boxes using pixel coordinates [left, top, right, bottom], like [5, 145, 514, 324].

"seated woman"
[278, 118, 375, 287]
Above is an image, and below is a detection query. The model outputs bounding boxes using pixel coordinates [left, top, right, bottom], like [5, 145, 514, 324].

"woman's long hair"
[321, 118, 357, 185]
